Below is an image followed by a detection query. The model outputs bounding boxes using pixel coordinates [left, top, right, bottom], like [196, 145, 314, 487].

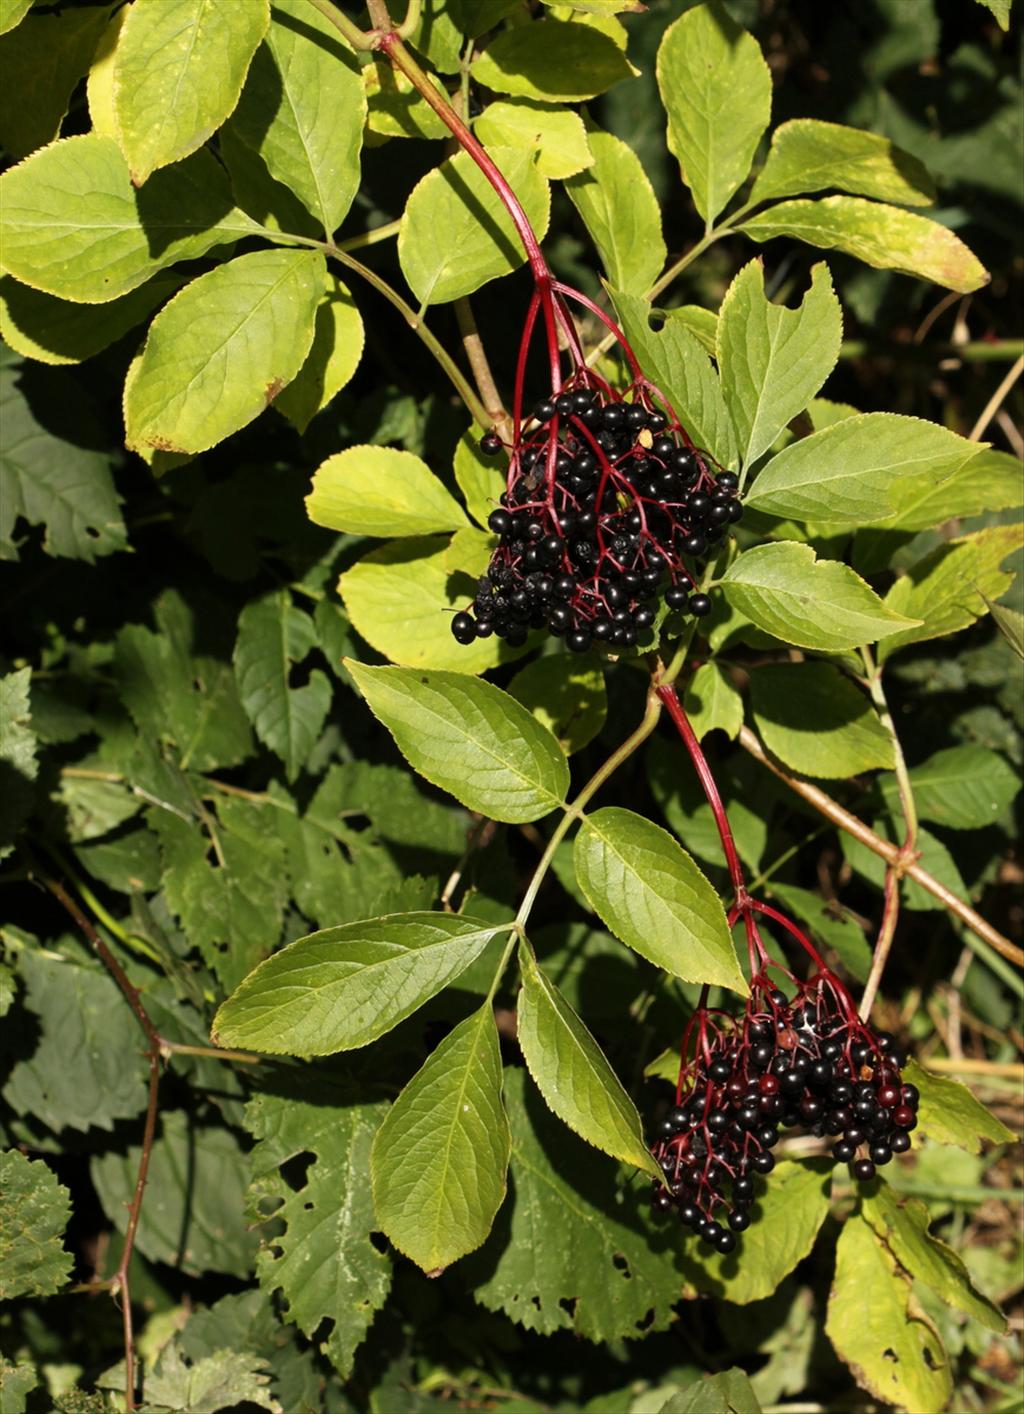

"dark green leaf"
[0, 1150, 72, 1299]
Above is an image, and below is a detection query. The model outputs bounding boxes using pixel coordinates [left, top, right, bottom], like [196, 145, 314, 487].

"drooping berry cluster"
[649, 975, 918, 1254]
[450, 384, 742, 652]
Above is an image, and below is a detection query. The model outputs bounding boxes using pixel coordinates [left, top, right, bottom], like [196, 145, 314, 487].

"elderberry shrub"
[649, 979, 917, 1253]
[449, 385, 741, 651]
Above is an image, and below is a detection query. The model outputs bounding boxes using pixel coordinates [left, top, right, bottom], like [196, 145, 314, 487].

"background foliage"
[0, 0, 1021, 1411]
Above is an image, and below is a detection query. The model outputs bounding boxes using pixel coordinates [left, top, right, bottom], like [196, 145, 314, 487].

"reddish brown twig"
[41, 876, 161, 1413]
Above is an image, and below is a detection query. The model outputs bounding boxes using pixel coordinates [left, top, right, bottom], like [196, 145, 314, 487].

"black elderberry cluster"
[650, 987, 918, 1255]
[450, 387, 742, 652]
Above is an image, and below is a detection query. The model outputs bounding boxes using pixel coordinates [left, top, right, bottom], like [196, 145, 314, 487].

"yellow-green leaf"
[750, 119, 936, 207]
[307, 445, 467, 538]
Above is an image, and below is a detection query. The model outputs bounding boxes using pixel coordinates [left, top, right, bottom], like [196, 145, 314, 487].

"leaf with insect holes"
[657, 1, 771, 224]
[741, 197, 988, 293]
[465, 1067, 684, 1340]
[862, 1181, 1005, 1332]
[112, 0, 269, 184]
[212, 913, 514, 1056]
[826, 1212, 952, 1413]
[248, 1076, 392, 1377]
[0, 135, 259, 303]
[345, 661, 568, 823]
[0, 1151, 72, 1300]
[574, 807, 744, 992]
[124, 249, 324, 456]
[233, 591, 332, 781]
[307, 445, 468, 538]
[565, 129, 665, 293]
[749, 119, 936, 207]
[517, 945, 661, 1177]
[717, 261, 842, 468]
[372, 1003, 511, 1274]
[399, 146, 550, 306]
[721, 543, 919, 651]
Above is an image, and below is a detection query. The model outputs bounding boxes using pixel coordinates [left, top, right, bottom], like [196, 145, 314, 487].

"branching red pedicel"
[649, 685, 918, 1254]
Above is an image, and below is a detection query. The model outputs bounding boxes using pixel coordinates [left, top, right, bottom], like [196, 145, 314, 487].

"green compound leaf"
[741, 196, 989, 293]
[274, 272, 364, 433]
[903, 1059, 1017, 1154]
[340, 535, 531, 673]
[124, 248, 324, 456]
[613, 288, 737, 469]
[565, 129, 665, 293]
[0, 270, 181, 367]
[137, 1345, 275, 1414]
[875, 447, 1024, 532]
[879, 744, 1019, 830]
[113, 0, 269, 184]
[247, 1078, 391, 1377]
[91, 1109, 258, 1277]
[879, 524, 1023, 662]
[2, 946, 148, 1134]
[507, 654, 607, 755]
[213, 913, 513, 1056]
[750, 119, 936, 207]
[681, 1160, 831, 1304]
[745, 414, 981, 525]
[475, 99, 594, 180]
[233, 590, 332, 781]
[656, 1, 772, 225]
[665, 303, 718, 354]
[574, 807, 744, 992]
[372, 1004, 511, 1274]
[683, 661, 743, 741]
[862, 1181, 1005, 1332]
[470, 20, 634, 103]
[717, 261, 842, 469]
[307, 445, 468, 537]
[227, 0, 365, 235]
[750, 662, 895, 778]
[517, 945, 661, 1178]
[0, 6, 112, 161]
[0, 135, 259, 303]
[826, 1212, 952, 1414]
[1, 357, 127, 562]
[345, 661, 568, 822]
[661, 1369, 762, 1414]
[399, 146, 550, 306]
[466, 1067, 684, 1340]
[721, 542, 919, 651]
[0, 1151, 72, 1300]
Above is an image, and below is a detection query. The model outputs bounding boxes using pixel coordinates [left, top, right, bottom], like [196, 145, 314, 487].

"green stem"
[258, 225, 490, 426]
[335, 219, 401, 253]
[304, 0, 378, 49]
[840, 338, 1024, 362]
[514, 687, 663, 932]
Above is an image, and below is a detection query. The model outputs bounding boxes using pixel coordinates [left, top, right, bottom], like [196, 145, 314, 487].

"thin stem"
[378, 33, 551, 285]
[858, 649, 919, 1020]
[40, 877, 161, 1413]
[737, 725, 1023, 968]
[304, 0, 378, 49]
[439, 815, 495, 911]
[455, 297, 510, 436]
[514, 687, 663, 931]
[335, 219, 401, 252]
[396, 0, 422, 39]
[969, 354, 1024, 441]
[160, 1039, 260, 1065]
